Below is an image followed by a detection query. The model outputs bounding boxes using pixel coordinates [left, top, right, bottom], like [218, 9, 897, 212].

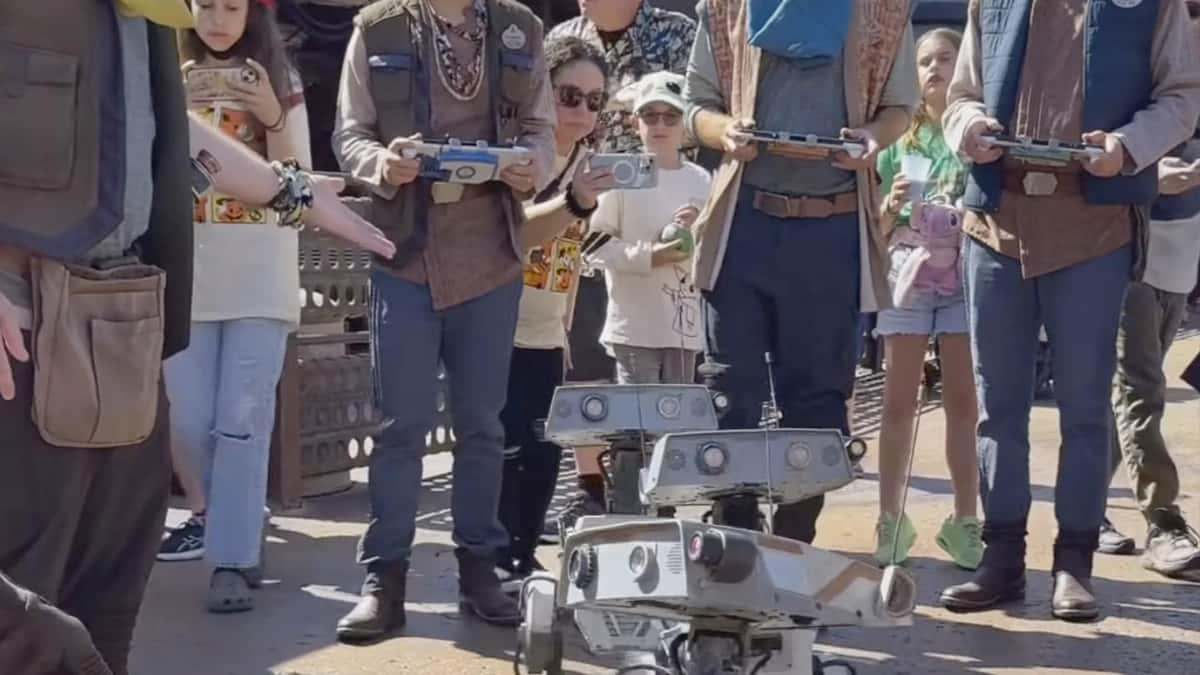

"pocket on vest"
[369, 62, 413, 106]
[0, 42, 79, 190]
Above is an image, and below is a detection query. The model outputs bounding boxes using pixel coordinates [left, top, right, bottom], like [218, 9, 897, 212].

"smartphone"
[737, 129, 865, 158]
[185, 66, 259, 103]
[588, 153, 658, 190]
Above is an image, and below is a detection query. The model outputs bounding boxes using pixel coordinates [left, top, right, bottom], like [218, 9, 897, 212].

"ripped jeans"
[164, 319, 290, 568]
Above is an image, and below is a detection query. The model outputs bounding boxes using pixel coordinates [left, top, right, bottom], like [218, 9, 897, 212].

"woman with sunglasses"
[494, 36, 613, 589]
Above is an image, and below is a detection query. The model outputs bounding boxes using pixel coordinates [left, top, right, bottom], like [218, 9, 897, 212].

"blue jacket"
[963, 0, 1161, 212]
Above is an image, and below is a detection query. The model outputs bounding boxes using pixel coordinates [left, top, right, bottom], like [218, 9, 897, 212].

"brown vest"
[357, 0, 540, 270]
[0, 0, 127, 259]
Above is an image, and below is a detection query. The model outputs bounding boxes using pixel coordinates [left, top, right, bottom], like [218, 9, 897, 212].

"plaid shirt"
[548, 2, 696, 153]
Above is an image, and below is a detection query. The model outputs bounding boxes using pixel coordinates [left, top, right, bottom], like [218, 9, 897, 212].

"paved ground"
[132, 322, 1200, 675]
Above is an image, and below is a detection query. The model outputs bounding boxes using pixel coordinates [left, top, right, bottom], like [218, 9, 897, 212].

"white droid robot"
[518, 356, 914, 675]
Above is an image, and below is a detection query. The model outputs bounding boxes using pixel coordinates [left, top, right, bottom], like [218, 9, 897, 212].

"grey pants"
[1109, 281, 1189, 523]
[611, 345, 697, 384]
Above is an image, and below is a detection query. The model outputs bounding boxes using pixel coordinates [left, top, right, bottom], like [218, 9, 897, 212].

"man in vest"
[332, 0, 556, 639]
[540, 2, 698, 539]
[0, 4, 397, 670]
[940, 0, 1200, 621]
[685, 0, 918, 543]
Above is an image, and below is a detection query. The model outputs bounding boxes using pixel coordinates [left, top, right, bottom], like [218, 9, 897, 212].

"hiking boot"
[1051, 571, 1098, 622]
[336, 562, 408, 642]
[1141, 508, 1200, 581]
[457, 549, 520, 625]
[936, 515, 984, 570]
[541, 493, 605, 544]
[158, 515, 206, 562]
[874, 513, 917, 566]
[1097, 518, 1135, 555]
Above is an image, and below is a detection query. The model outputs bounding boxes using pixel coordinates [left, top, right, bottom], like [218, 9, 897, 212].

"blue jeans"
[164, 319, 291, 568]
[358, 272, 522, 566]
[703, 189, 860, 542]
[964, 237, 1130, 534]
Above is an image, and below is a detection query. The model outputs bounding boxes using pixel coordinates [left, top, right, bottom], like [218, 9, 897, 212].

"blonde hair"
[899, 28, 963, 153]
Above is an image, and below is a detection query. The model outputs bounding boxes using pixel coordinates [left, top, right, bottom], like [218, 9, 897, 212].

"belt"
[751, 190, 858, 219]
[1003, 166, 1084, 197]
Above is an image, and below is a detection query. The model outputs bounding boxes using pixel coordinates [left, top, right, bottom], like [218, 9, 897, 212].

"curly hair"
[545, 35, 610, 84]
[900, 28, 963, 153]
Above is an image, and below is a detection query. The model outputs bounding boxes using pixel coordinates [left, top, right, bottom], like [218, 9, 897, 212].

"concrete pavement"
[131, 324, 1200, 675]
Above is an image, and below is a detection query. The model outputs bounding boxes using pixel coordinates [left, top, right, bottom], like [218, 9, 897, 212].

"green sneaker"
[874, 513, 917, 566]
[936, 515, 984, 570]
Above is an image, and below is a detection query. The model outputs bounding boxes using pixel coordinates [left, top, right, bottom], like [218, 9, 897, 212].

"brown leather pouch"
[29, 258, 165, 448]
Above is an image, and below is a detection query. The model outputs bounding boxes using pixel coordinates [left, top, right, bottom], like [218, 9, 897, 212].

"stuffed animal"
[891, 200, 963, 308]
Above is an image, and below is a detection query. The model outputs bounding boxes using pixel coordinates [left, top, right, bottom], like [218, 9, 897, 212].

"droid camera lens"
[712, 392, 730, 412]
[696, 443, 728, 475]
[786, 442, 811, 470]
[628, 545, 654, 580]
[656, 395, 681, 419]
[581, 395, 608, 422]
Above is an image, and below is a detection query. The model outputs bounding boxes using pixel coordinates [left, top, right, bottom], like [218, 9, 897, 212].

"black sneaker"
[1097, 518, 1135, 555]
[1142, 509, 1200, 581]
[541, 494, 605, 544]
[159, 516, 206, 562]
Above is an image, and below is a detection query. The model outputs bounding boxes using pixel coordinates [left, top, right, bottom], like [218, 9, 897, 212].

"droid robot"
[517, 356, 914, 675]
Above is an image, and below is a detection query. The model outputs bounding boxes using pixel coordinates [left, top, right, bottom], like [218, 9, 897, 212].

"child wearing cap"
[587, 72, 711, 386]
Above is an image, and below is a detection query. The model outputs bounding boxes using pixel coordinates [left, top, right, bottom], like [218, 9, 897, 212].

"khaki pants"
[0, 355, 171, 675]
[1109, 281, 1189, 523]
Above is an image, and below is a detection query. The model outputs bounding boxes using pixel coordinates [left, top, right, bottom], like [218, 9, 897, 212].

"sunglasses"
[555, 85, 607, 112]
[638, 110, 682, 127]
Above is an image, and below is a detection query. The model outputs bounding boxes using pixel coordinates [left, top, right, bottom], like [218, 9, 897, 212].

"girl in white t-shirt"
[159, 0, 310, 614]
[588, 72, 711, 385]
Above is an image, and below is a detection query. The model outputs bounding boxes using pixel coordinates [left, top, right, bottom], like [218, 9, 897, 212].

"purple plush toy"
[891, 200, 963, 308]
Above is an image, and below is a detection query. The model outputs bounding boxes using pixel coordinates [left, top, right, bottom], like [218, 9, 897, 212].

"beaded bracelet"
[267, 159, 314, 229]
[564, 182, 596, 220]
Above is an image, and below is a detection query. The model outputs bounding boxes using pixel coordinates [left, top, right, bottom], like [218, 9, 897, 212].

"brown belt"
[752, 190, 858, 219]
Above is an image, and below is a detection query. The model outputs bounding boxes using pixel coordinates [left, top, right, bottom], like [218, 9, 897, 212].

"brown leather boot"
[1051, 571, 1098, 621]
[336, 562, 408, 642]
[1052, 533, 1099, 622]
[456, 549, 520, 626]
[940, 523, 1025, 612]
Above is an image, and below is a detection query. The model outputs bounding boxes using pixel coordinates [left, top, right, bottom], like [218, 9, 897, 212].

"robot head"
[541, 384, 720, 447]
[640, 428, 858, 507]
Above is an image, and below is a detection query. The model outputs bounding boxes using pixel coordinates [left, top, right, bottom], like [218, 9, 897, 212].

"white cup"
[900, 154, 932, 203]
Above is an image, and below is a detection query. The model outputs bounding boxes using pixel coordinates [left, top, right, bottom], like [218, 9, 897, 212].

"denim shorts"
[876, 245, 968, 337]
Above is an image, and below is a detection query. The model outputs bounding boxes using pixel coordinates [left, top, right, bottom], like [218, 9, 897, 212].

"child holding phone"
[158, 0, 310, 614]
[587, 72, 711, 385]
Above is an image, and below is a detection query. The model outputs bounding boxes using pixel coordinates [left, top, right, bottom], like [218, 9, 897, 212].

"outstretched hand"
[307, 175, 397, 259]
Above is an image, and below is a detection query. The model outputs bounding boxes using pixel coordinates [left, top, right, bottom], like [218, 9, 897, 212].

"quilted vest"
[963, 0, 1160, 212]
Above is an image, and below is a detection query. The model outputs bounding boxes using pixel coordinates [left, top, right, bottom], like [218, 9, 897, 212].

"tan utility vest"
[358, 0, 539, 269]
[0, 0, 127, 259]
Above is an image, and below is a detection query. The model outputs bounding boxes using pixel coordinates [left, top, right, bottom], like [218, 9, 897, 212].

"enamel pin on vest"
[501, 24, 527, 50]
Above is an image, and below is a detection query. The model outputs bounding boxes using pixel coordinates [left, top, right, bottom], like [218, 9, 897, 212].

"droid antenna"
[760, 352, 782, 532]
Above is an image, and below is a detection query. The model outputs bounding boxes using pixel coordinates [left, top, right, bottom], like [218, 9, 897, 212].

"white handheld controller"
[400, 138, 532, 185]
